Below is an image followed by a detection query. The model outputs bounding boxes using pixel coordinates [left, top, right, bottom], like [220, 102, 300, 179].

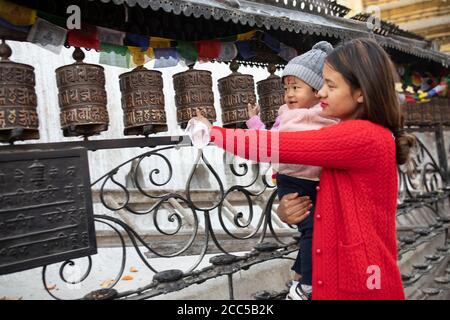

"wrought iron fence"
[1, 130, 444, 300]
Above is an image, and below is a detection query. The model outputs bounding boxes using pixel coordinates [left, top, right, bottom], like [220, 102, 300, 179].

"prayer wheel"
[173, 65, 216, 129]
[218, 61, 256, 128]
[55, 47, 109, 137]
[119, 66, 167, 135]
[257, 64, 284, 127]
[0, 39, 39, 143]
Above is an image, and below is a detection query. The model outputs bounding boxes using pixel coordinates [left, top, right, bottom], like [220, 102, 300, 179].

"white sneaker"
[286, 282, 312, 300]
[286, 280, 299, 289]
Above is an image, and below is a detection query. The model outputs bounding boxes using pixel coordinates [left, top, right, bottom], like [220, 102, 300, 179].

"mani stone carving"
[173, 66, 216, 129]
[119, 66, 167, 135]
[257, 64, 284, 128]
[0, 39, 39, 143]
[218, 61, 256, 128]
[55, 47, 109, 138]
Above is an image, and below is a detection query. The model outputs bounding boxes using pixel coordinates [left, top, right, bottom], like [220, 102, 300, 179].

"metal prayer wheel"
[257, 64, 284, 127]
[55, 48, 109, 137]
[0, 39, 39, 143]
[119, 66, 167, 135]
[218, 61, 256, 128]
[173, 66, 216, 129]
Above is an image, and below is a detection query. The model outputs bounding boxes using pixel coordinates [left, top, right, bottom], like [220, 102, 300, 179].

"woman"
[194, 38, 415, 299]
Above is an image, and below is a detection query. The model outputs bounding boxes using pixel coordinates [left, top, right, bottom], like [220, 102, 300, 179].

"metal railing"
[1, 125, 449, 300]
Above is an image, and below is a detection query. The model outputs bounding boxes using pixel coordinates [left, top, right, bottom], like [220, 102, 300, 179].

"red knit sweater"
[211, 120, 405, 300]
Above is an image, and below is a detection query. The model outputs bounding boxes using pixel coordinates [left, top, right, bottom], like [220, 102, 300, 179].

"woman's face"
[318, 63, 364, 120]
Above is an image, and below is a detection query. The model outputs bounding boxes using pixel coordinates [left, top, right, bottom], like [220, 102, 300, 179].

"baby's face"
[283, 76, 319, 109]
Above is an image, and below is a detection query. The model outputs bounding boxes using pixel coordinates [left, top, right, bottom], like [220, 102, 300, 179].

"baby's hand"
[247, 103, 260, 118]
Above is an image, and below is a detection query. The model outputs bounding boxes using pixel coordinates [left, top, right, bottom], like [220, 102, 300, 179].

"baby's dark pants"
[276, 174, 318, 286]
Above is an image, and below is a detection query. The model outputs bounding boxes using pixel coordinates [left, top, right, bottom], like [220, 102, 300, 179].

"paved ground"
[0, 247, 294, 300]
[0, 247, 212, 300]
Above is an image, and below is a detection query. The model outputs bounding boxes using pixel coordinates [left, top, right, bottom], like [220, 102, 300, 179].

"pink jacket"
[246, 104, 339, 181]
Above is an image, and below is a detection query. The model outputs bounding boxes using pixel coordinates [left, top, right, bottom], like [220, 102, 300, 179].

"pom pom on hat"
[312, 41, 334, 55]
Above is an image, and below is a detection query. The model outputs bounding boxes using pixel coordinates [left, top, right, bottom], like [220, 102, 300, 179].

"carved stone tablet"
[0, 147, 97, 275]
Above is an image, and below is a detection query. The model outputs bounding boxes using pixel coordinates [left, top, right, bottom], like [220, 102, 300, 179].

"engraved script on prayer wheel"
[0, 39, 39, 143]
[55, 48, 109, 137]
[173, 66, 216, 129]
[119, 66, 167, 135]
[257, 64, 284, 127]
[218, 61, 256, 128]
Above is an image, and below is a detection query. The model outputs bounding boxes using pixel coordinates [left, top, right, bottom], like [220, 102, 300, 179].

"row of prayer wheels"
[0, 41, 284, 143]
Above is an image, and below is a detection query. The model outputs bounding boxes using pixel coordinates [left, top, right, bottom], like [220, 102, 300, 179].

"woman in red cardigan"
[194, 38, 416, 300]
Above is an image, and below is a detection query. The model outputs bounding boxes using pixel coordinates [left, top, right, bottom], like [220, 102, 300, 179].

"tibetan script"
[0, 147, 97, 275]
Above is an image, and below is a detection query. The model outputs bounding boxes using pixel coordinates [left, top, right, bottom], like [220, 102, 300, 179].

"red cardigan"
[210, 120, 405, 300]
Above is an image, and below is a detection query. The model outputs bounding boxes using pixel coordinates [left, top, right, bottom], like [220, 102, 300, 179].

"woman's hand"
[194, 109, 213, 131]
[247, 103, 260, 118]
[277, 193, 312, 225]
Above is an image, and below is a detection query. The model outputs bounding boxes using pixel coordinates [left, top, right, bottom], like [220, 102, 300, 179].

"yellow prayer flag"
[128, 46, 154, 67]
[0, 0, 37, 26]
[128, 46, 142, 54]
[145, 47, 154, 59]
[237, 30, 256, 41]
[128, 46, 145, 66]
[149, 36, 171, 48]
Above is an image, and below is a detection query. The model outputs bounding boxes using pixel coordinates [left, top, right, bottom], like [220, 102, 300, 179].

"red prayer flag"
[196, 39, 221, 61]
[67, 24, 99, 50]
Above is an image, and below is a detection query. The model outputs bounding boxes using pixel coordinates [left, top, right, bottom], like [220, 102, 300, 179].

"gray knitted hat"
[282, 41, 333, 91]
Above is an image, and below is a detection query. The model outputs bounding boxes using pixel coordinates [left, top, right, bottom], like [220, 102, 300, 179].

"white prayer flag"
[27, 17, 67, 54]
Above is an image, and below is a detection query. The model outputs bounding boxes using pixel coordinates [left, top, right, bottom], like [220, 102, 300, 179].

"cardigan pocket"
[337, 241, 370, 293]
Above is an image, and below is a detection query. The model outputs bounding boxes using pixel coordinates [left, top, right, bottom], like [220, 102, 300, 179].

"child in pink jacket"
[246, 41, 339, 300]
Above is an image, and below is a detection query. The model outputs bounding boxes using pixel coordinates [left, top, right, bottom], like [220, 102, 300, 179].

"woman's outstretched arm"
[210, 120, 387, 170]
